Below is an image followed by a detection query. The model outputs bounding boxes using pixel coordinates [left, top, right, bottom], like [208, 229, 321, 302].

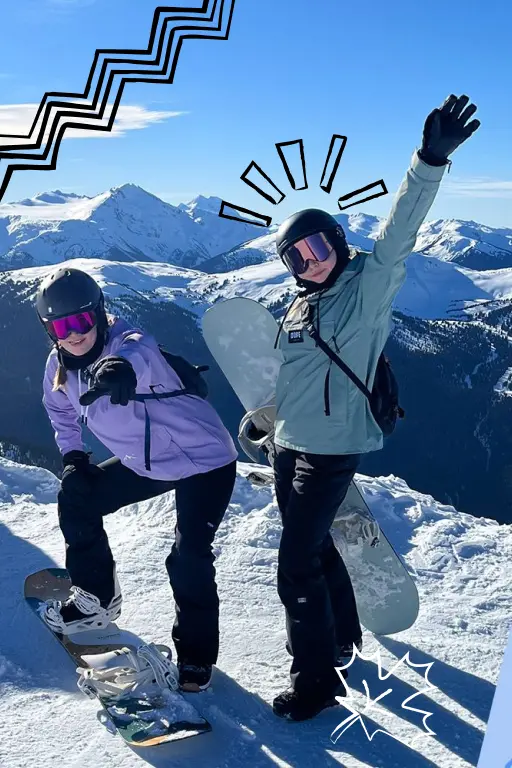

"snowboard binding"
[77, 643, 179, 703]
[238, 404, 276, 465]
[333, 505, 381, 548]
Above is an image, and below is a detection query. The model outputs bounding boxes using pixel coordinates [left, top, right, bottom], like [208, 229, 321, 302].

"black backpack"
[157, 345, 209, 399]
[308, 326, 404, 437]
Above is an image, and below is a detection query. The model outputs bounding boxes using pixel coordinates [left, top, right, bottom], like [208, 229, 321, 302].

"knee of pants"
[174, 523, 217, 556]
[278, 527, 322, 576]
[165, 538, 215, 574]
[57, 488, 102, 541]
[57, 484, 93, 511]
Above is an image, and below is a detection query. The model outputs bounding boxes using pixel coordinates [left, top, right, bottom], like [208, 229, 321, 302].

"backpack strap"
[133, 389, 195, 402]
[307, 324, 372, 402]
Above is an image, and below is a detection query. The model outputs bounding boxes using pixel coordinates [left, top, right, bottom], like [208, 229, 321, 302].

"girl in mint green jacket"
[271, 95, 480, 722]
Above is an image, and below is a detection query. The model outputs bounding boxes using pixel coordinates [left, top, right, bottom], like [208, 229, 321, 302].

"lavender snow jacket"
[42, 317, 238, 480]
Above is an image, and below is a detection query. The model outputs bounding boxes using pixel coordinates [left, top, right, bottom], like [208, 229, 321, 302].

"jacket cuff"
[411, 149, 447, 183]
[62, 449, 89, 467]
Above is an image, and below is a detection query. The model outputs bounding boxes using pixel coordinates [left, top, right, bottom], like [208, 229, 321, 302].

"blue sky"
[0, 0, 511, 228]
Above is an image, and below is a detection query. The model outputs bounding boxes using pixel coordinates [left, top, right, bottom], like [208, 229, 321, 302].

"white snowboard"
[202, 296, 419, 635]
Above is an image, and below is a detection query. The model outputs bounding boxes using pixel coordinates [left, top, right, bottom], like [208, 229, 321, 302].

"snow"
[12, 249, 512, 329]
[0, 188, 265, 269]
[494, 367, 512, 396]
[414, 218, 512, 265]
[3, 183, 512, 277]
[0, 455, 509, 767]
[3, 183, 512, 323]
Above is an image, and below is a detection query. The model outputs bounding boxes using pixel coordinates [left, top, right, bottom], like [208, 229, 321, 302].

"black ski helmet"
[36, 267, 107, 335]
[275, 208, 348, 262]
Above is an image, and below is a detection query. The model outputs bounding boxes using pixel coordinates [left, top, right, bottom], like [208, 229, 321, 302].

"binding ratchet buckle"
[238, 404, 276, 465]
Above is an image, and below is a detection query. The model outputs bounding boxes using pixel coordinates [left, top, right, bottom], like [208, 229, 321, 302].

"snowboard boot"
[177, 661, 213, 692]
[273, 685, 345, 722]
[284, 638, 362, 673]
[336, 636, 363, 665]
[41, 569, 122, 635]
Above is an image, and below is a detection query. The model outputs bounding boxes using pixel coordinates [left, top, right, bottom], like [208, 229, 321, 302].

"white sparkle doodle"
[331, 645, 437, 746]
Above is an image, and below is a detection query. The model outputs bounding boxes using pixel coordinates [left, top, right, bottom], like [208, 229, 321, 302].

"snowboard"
[202, 296, 419, 636]
[24, 568, 211, 747]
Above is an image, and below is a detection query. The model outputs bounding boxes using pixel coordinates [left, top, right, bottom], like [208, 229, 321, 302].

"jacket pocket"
[317, 321, 351, 424]
[150, 424, 183, 459]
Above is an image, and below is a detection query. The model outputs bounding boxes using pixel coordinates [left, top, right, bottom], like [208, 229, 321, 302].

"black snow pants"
[57, 456, 237, 665]
[274, 444, 362, 698]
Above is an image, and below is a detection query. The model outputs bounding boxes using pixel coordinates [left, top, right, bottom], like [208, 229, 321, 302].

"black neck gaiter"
[57, 328, 107, 371]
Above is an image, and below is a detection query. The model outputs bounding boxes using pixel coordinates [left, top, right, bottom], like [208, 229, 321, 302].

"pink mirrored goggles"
[44, 310, 97, 341]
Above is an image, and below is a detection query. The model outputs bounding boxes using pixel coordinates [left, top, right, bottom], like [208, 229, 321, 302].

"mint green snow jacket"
[274, 150, 447, 455]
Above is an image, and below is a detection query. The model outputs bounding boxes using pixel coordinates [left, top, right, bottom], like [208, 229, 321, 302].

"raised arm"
[361, 94, 480, 324]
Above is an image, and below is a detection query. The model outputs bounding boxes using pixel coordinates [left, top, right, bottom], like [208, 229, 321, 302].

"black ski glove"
[61, 450, 102, 495]
[79, 356, 137, 407]
[419, 94, 480, 167]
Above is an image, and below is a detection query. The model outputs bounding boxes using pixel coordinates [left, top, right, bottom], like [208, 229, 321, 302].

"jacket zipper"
[323, 336, 340, 417]
[324, 364, 332, 416]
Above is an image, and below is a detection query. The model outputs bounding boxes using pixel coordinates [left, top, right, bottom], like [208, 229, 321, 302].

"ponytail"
[52, 362, 68, 391]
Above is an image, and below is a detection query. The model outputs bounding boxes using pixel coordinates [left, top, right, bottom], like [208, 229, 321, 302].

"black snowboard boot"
[336, 636, 363, 664]
[273, 685, 345, 721]
[178, 661, 213, 692]
[41, 572, 122, 636]
[284, 638, 362, 670]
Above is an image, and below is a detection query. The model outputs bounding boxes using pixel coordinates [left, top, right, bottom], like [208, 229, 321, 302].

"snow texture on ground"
[0, 457, 509, 767]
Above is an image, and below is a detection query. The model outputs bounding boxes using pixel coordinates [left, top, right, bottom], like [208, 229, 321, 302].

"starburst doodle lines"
[331, 646, 437, 745]
[218, 134, 388, 227]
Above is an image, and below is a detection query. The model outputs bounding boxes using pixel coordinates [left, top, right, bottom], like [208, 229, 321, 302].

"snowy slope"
[201, 214, 512, 276]
[415, 219, 512, 271]
[12, 250, 512, 324]
[0, 456, 508, 768]
[0, 188, 264, 270]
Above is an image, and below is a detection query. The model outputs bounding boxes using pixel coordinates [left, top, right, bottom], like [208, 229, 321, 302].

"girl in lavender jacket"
[36, 266, 238, 692]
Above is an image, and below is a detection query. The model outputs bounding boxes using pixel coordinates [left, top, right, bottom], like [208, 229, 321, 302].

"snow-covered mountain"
[178, 194, 227, 216]
[0, 455, 506, 767]
[0, 186, 265, 270]
[12, 249, 512, 326]
[2, 184, 512, 276]
[200, 232, 279, 273]
[415, 219, 512, 271]
[13, 248, 504, 324]
[203, 213, 512, 276]
[17, 190, 86, 206]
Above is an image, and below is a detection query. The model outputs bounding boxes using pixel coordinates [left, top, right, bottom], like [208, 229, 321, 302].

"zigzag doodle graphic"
[0, 0, 235, 202]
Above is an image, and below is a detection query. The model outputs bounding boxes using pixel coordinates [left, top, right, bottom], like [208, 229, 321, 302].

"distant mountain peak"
[107, 183, 161, 201]
[18, 190, 90, 206]
[185, 195, 223, 215]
